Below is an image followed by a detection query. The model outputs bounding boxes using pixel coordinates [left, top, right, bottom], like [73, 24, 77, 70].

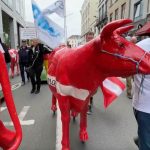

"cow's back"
[48, 47, 92, 112]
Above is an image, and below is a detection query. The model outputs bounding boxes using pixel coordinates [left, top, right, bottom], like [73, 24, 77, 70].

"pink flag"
[101, 77, 125, 108]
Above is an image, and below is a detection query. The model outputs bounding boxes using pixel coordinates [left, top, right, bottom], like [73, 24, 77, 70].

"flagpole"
[64, 0, 67, 44]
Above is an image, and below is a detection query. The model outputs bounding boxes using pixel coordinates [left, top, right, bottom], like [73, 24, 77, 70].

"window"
[115, 8, 119, 20]
[134, 1, 143, 20]
[121, 3, 126, 19]
[99, 8, 102, 21]
[110, 13, 113, 22]
[105, 1, 107, 16]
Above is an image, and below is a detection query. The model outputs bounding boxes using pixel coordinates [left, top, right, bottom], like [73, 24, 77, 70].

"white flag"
[101, 77, 125, 108]
[32, 0, 64, 49]
[42, 0, 64, 18]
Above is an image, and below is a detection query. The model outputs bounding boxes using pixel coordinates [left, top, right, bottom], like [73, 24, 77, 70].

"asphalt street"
[0, 76, 138, 150]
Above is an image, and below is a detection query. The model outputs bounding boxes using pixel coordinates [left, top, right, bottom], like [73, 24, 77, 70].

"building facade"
[108, 0, 130, 22]
[129, 0, 149, 33]
[67, 35, 81, 48]
[0, 0, 25, 48]
[146, 0, 150, 21]
[96, 0, 108, 33]
[80, 0, 99, 44]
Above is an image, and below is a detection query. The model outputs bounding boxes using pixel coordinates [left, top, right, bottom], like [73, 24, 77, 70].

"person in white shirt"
[133, 37, 150, 150]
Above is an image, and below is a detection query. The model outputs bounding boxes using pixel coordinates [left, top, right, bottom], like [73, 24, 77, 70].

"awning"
[135, 22, 150, 36]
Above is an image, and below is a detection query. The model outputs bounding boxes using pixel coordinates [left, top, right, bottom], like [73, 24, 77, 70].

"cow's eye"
[118, 42, 124, 48]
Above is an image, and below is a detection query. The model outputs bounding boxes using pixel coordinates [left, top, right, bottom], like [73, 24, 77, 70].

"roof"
[135, 22, 150, 36]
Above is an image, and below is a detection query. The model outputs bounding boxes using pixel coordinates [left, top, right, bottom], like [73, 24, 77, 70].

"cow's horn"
[100, 19, 133, 38]
[114, 25, 134, 35]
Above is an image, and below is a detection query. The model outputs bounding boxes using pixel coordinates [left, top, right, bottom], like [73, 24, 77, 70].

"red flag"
[101, 77, 125, 108]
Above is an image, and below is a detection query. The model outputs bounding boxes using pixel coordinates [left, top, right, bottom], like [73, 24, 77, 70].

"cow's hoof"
[79, 129, 88, 142]
[51, 105, 57, 112]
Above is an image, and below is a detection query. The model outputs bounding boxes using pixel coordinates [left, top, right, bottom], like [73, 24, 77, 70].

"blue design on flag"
[32, 3, 60, 37]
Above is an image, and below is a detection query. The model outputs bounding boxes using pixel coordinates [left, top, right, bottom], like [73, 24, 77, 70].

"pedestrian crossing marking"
[1, 106, 35, 126]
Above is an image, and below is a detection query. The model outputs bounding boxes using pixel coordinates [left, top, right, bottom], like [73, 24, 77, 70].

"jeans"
[134, 108, 150, 150]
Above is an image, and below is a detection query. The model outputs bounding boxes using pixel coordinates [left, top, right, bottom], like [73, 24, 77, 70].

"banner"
[20, 28, 37, 40]
[42, 0, 64, 18]
[32, 0, 64, 48]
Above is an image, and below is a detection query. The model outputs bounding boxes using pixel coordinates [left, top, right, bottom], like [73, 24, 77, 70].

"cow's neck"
[74, 37, 105, 87]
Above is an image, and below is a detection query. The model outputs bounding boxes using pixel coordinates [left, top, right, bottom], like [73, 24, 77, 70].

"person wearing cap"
[18, 40, 31, 85]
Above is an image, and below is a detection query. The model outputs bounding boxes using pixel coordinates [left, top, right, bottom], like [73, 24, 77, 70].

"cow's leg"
[59, 97, 71, 150]
[79, 104, 88, 142]
[51, 94, 57, 112]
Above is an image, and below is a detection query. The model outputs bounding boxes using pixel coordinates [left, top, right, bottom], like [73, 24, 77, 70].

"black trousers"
[19, 63, 30, 83]
[30, 65, 43, 91]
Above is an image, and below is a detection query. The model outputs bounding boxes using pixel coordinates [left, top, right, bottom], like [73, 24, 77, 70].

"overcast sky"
[25, 0, 84, 38]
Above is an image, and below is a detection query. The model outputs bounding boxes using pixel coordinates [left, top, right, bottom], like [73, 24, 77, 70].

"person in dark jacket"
[0, 38, 11, 71]
[29, 39, 51, 94]
[18, 40, 31, 85]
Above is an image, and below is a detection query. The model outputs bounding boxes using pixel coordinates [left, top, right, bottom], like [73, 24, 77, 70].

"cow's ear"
[100, 19, 132, 39]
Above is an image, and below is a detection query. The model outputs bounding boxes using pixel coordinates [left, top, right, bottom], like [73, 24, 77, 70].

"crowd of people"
[0, 38, 51, 94]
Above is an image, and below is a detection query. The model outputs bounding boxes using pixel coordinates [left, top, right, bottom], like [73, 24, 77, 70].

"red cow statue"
[47, 19, 150, 150]
[0, 51, 22, 149]
[9, 49, 19, 78]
